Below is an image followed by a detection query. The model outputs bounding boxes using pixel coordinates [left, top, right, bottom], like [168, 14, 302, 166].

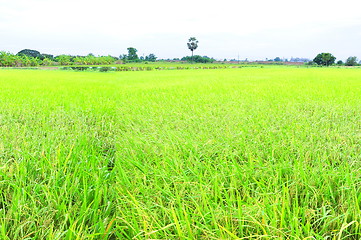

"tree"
[55, 55, 72, 65]
[0, 51, 16, 67]
[42, 54, 54, 60]
[17, 49, 44, 60]
[181, 55, 215, 63]
[345, 56, 358, 66]
[274, 57, 282, 62]
[336, 60, 344, 65]
[42, 58, 55, 66]
[127, 47, 138, 61]
[145, 53, 157, 62]
[313, 53, 336, 66]
[187, 37, 198, 62]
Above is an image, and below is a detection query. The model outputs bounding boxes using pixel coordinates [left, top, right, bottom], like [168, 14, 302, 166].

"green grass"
[1, 67, 361, 239]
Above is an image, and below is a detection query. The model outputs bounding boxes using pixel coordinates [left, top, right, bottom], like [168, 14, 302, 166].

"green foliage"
[337, 60, 344, 65]
[181, 55, 215, 63]
[17, 49, 44, 60]
[274, 57, 282, 62]
[119, 54, 128, 61]
[187, 37, 198, 52]
[127, 47, 139, 61]
[306, 61, 317, 66]
[72, 55, 116, 65]
[345, 56, 358, 66]
[145, 53, 157, 62]
[0, 51, 16, 67]
[55, 55, 72, 65]
[42, 54, 54, 60]
[1, 50, 119, 67]
[313, 53, 336, 66]
[0, 51, 42, 67]
[119, 49, 155, 63]
[187, 37, 198, 62]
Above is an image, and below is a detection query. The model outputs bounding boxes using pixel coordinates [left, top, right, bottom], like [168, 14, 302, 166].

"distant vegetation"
[0, 47, 212, 67]
[0, 47, 360, 67]
[0, 50, 119, 67]
[0, 48, 160, 67]
[345, 56, 359, 66]
[312, 53, 336, 66]
[118, 47, 158, 63]
[305, 53, 360, 67]
[181, 55, 215, 63]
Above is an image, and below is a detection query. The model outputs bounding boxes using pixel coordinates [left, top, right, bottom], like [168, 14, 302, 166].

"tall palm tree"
[187, 37, 198, 63]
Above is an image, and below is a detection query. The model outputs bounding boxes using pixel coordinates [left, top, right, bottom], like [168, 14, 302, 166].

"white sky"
[1, 0, 361, 61]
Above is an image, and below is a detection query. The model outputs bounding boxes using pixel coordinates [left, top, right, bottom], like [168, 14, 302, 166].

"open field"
[1, 67, 361, 239]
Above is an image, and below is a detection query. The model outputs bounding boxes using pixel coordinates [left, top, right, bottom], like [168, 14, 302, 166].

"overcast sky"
[1, 0, 361, 61]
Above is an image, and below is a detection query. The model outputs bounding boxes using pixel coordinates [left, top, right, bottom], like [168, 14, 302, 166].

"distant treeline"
[0, 48, 218, 67]
[2, 49, 359, 67]
[180, 55, 215, 63]
[0, 50, 120, 67]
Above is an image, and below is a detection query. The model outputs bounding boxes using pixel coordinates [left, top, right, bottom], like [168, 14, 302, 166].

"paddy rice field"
[1, 66, 361, 239]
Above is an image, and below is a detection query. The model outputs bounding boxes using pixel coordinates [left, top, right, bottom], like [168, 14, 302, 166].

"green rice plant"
[0, 67, 361, 239]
